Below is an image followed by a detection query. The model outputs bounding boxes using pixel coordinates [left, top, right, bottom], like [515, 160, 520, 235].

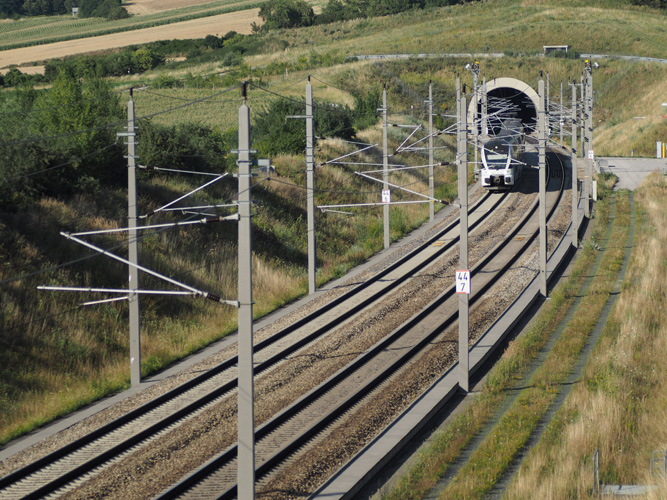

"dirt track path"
[0, 9, 260, 69]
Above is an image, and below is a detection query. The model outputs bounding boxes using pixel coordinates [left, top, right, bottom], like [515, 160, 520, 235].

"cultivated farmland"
[0, 8, 261, 69]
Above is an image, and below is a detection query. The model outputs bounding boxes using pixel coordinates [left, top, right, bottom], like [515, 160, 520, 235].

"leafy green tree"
[3, 68, 27, 87]
[259, 0, 315, 30]
[352, 88, 381, 130]
[77, 0, 127, 19]
[316, 0, 349, 23]
[630, 0, 667, 6]
[0, 0, 24, 16]
[137, 121, 228, 174]
[0, 73, 125, 200]
[22, 0, 65, 15]
[381, 0, 422, 14]
[253, 98, 355, 157]
[132, 47, 165, 72]
[203, 34, 225, 49]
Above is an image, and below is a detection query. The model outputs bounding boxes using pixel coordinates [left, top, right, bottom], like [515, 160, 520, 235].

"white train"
[480, 118, 525, 190]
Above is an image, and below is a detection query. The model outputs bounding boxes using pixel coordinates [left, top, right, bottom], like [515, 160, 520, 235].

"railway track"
[0, 190, 501, 500]
[154, 154, 566, 499]
[0, 153, 568, 500]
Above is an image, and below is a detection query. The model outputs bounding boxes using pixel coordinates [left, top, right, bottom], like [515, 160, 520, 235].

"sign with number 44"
[456, 270, 470, 294]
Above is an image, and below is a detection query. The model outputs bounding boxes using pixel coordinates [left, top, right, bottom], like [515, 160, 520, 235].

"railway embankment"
[378, 174, 642, 500]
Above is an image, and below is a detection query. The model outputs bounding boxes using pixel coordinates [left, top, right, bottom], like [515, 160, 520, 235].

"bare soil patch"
[0, 65, 44, 74]
[0, 9, 260, 69]
[124, 0, 223, 16]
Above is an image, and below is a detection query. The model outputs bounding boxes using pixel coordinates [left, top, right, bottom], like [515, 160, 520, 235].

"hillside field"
[124, 0, 224, 16]
[0, 8, 260, 69]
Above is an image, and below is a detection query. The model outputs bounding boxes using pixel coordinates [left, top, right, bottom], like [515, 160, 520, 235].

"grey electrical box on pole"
[457, 82, 469, 393]
[382, 85, 390, 250]
[237, 82, 255, 500]
[127, 93, 141, 387]
[428, 81, 435, 222]
[306, 77, 316, 294]
[538, 79, 548, 298]
[571, 82, 578, 249]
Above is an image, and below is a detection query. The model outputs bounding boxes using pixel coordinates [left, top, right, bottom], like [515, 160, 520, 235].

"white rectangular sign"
[456, 270, 470, 294]
[381, 189, 391, 204]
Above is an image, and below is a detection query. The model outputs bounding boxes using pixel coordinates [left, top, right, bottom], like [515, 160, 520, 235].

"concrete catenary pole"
[471, 63, 479, 178]
[560, 80, 564, 145]
[127, 91, 141, 387]
[383, 84, 390, 250]
[585, 62, 594, 207]
[428, 81, 435, 222]
[580, 74, 590, 218]
[538, 78, 548, 298]
[570, 81, 578, 249]
[546, 72, 550, 121]
[237, 82, 255, 500]
[580, 75, 585, 164]
[457, 81, 469, 393]
[306, 77, 316, 294]
[481, 78, 487, 137]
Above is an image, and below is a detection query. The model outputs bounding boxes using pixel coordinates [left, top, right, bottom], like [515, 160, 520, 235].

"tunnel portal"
[468, 77, 539, 137]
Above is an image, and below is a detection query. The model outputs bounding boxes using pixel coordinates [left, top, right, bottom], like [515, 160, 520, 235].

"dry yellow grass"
[505, 175, 667, 499]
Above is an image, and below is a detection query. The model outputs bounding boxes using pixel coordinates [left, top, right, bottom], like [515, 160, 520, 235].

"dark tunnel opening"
[476, 87, 537, 136]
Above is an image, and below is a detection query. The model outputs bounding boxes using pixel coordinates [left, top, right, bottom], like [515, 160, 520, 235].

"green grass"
[503, 174, 667, 499]
[381, 175, 627, 500]
[0, 106, 450, 445]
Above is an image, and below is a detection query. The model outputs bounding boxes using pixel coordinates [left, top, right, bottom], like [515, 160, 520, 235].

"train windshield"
[484, 143, 510, 169]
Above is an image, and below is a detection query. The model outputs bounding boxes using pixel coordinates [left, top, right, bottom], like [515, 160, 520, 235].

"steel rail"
[157, 158, 567, 499]
[0, 192, 501, 499]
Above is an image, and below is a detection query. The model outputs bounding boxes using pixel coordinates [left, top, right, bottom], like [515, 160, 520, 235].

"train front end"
[481, 140, 516, 190]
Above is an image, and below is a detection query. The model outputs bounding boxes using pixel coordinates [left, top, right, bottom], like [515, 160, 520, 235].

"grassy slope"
[502, 178, 667, 499]
[2, 0, 667, 449]
[0, 80, 455, 444]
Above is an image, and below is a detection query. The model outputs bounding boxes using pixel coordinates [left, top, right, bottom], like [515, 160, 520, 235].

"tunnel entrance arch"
[468, 77, 539, 137]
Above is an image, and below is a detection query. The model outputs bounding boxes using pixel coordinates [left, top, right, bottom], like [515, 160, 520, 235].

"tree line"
[257, 0, 471, 30]
[0, 0, 127, 19]
[0, 70, 379, 209]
